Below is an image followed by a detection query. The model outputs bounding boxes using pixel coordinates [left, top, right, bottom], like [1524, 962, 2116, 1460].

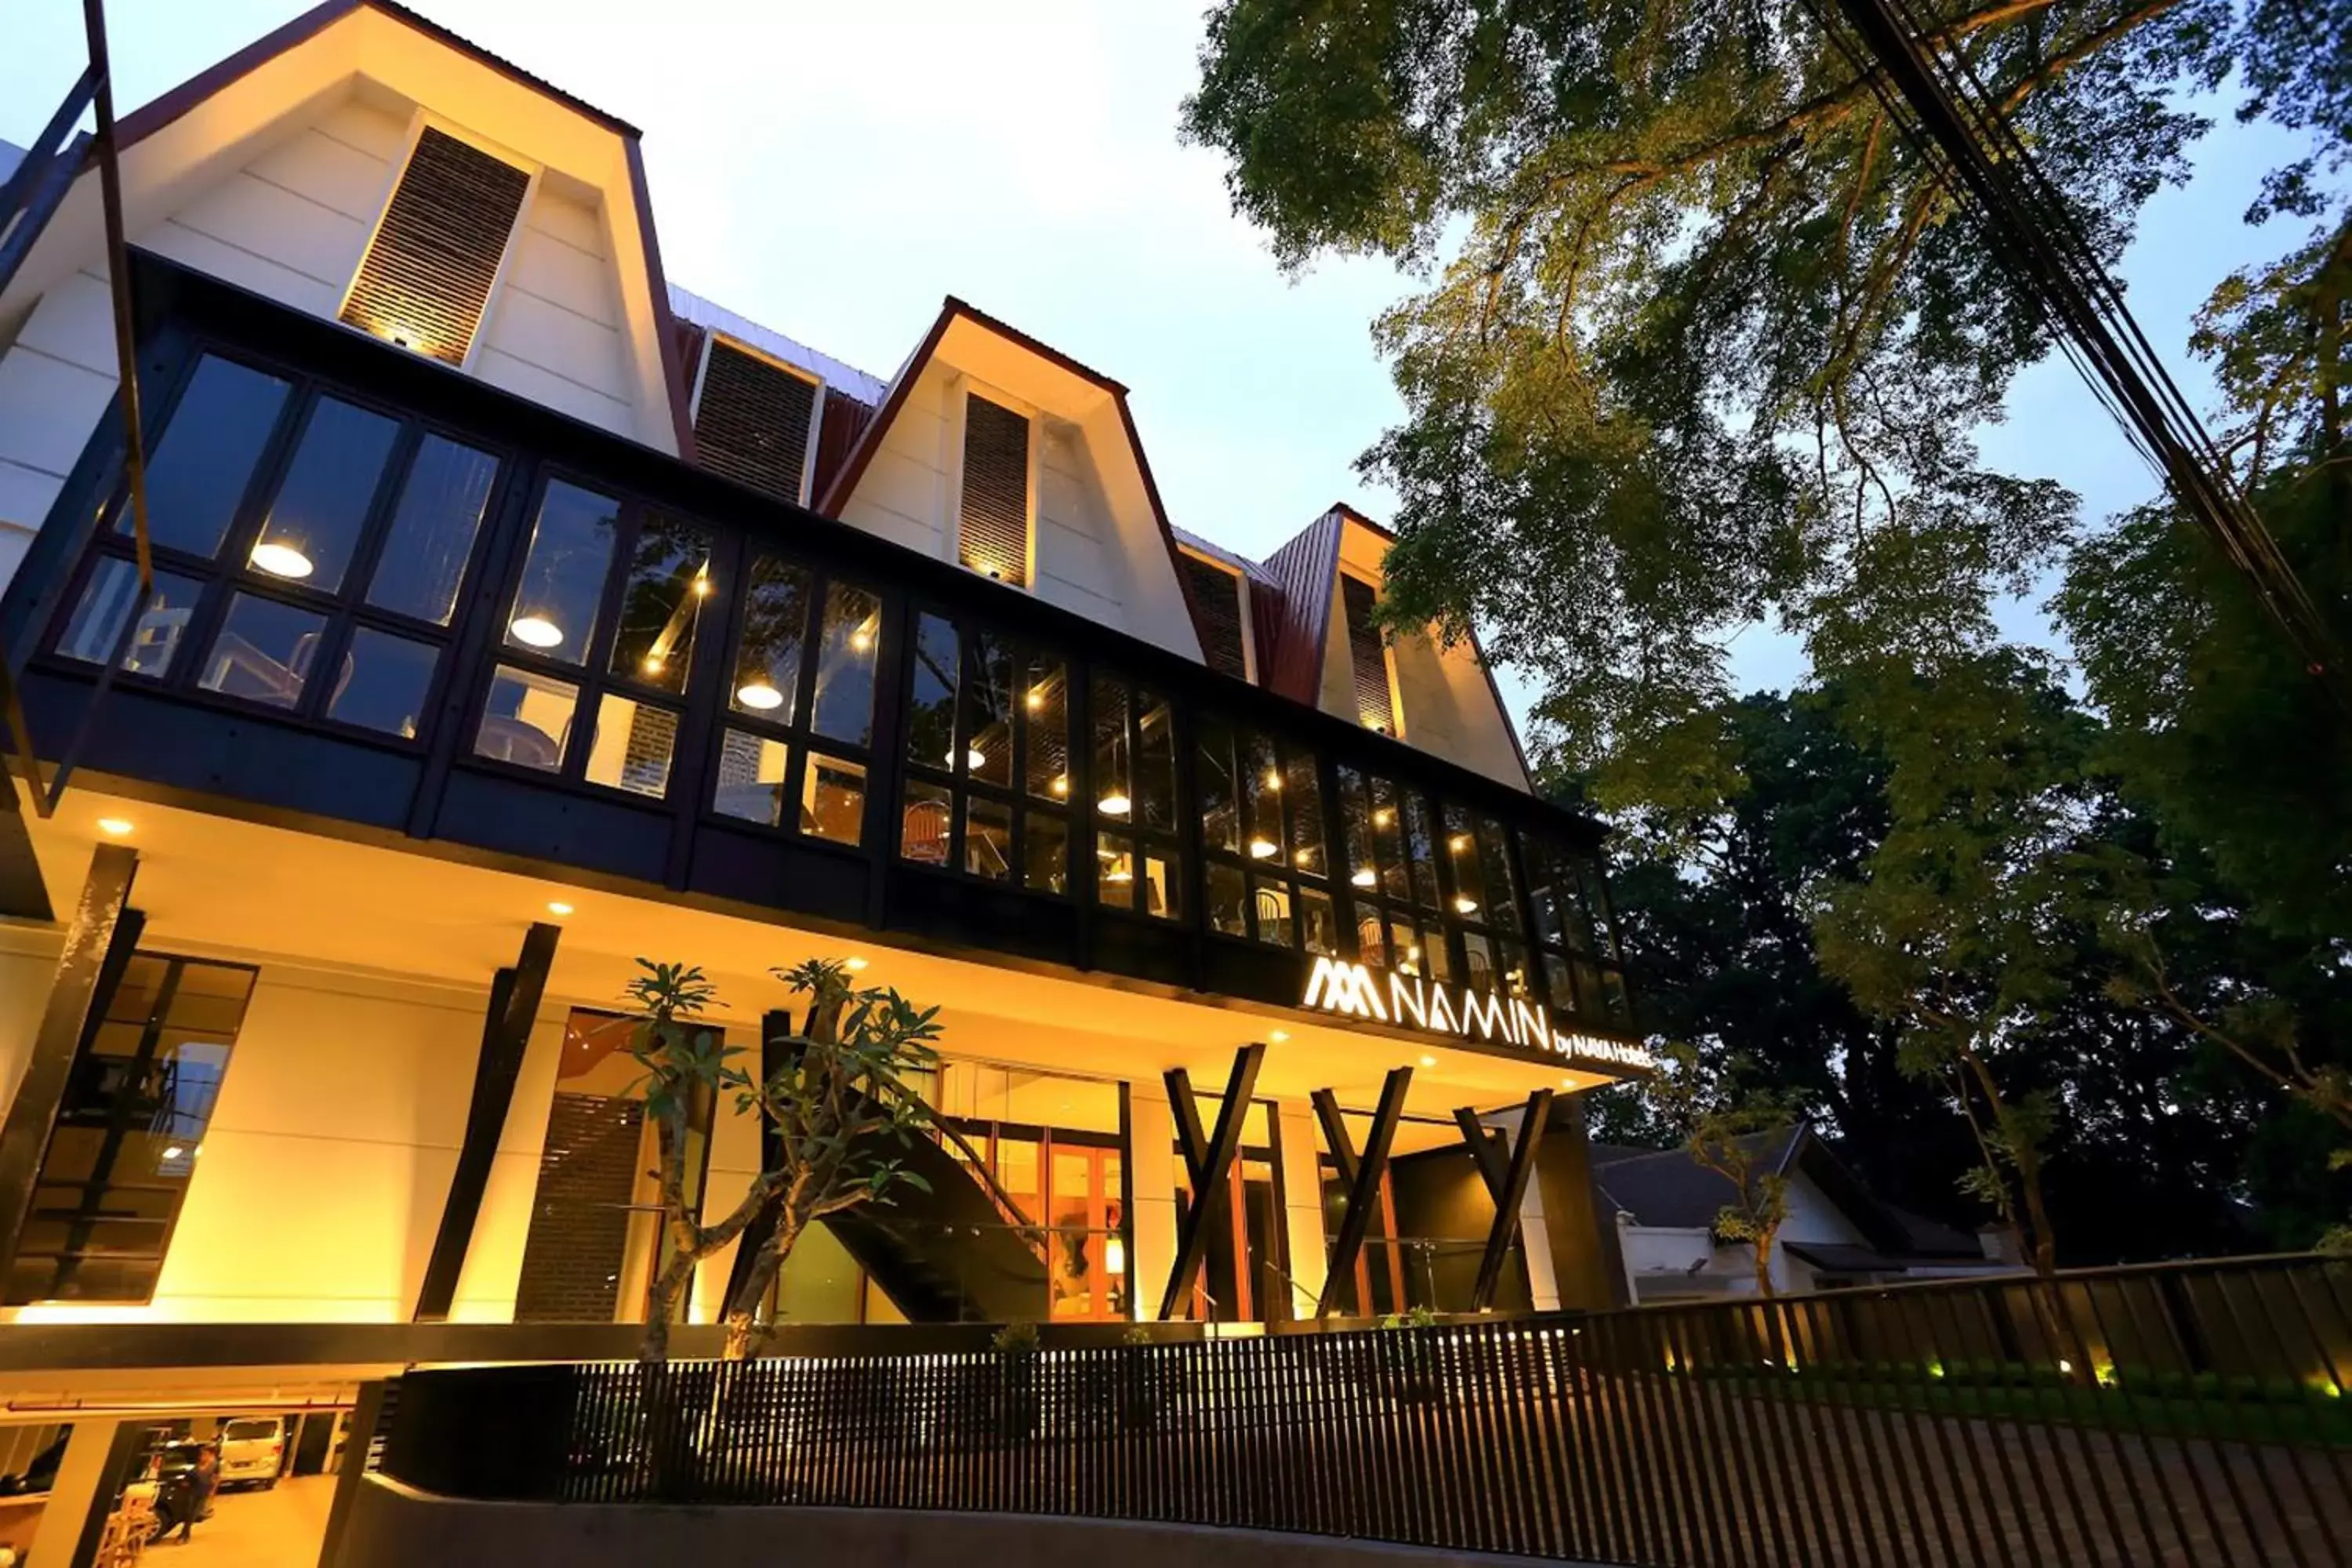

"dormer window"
[1341, 574, 1400, 735]
[958, 392, 1032, 587]
[339, 125, 531, 366]
[1180, 550, 1253, 681]
[692, 336, 823, 504]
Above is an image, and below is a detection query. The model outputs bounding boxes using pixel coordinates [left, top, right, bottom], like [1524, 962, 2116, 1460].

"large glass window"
[709, 550, 882, 844]
[898, 612, 1070, 895]
[1200, 718, 1330, 949]
[1094, 675, 1181, 920]
[1519, 827, 1634, 1029]
[1334, 764, 1450, 983]
[53, 356, 502, 747]
[245, 396, 400, 593]
[5, 954, 257, 1305]
[118, 356, 292, 559]
[481, 482, 713, 797]
[504, 480, 620, 666]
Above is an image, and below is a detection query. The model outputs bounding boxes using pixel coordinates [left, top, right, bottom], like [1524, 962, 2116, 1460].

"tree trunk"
[720, 1206, 809, 1361]
[637, 1244, 702, 1368]
[1753, 1229, 1777, 1298]
[2016, 1152, 2060, 1276]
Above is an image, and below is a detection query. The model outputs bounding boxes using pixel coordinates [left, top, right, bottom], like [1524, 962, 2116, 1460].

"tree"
[1181, 0, 2262, 791]
[715, 959, 942, 1359]
[1644, 1043, 1802, 1295]
[622, 957, 941, 1369]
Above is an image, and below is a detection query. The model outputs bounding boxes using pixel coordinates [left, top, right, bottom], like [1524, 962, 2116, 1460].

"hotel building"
[0, 1, 1649, 1378]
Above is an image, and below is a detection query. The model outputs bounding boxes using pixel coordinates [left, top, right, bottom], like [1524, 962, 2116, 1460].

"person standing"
[169, 1447, 216, 1544]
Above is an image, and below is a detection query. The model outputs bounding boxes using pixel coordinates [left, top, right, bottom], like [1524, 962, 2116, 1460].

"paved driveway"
[167, 1475, 334, 1567]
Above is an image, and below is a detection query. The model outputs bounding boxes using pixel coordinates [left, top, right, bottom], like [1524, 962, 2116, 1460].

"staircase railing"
[866, 1079, 1048, 1263]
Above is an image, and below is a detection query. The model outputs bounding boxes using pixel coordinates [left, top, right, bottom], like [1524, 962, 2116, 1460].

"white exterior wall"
[838, 359, 956, 557]
[1620, 1171, 1873, 1301]
[473, 185, 637, 436]
[0, 89, 662, 598]
[1034, 419, 1124, 626]
[1388, 630, 1527, 789]
[140, 96, 407, 318]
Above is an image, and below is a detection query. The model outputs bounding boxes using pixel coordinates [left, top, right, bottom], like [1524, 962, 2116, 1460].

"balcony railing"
[0, 250, 1640, 1060]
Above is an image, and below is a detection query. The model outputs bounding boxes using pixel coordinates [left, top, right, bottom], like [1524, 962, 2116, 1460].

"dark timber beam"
[1454, 1090, 1556, 1312]
[0, 844, 139, 1290]
[720, 1006, 799, 1319]
[412, 921, 560, 1322]
[1156, 1042, 1265, 1322]
[1313, 1067, 1411, 1319]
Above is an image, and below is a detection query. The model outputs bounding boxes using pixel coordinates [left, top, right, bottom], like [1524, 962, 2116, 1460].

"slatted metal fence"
[379, 1253, 2351, 1566]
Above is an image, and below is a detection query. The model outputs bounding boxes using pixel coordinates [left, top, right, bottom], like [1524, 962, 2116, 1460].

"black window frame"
[699, 543, 884, 849]
[893, 605, 1075, 898]
[40, 343, 514, 750]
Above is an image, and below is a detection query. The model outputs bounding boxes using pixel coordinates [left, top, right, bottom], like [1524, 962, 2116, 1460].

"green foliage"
[622, 956, 946, 1367]
[1379, 1305, 1441, 1330]
[1182, 0, 2252, 784]
[993, 1320, 1043, 1360]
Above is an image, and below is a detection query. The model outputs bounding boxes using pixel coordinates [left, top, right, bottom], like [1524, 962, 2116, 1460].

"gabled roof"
[1589, 1124, 1976, 1260]
[87, 0, 695, 457]
[1249, 503, 1537, 789]
[814, 296, 1209, 661]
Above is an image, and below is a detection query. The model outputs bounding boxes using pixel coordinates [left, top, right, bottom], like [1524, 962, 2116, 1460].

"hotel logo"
[1301, 957, 1655, 1072]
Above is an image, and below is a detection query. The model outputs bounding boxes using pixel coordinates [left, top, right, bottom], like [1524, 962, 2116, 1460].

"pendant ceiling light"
[249, 540, 314, 579]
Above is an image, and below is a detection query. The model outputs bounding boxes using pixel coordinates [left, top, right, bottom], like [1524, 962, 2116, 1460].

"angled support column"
[1454, 1088, 1555, 1312]
[0, 844, 139, 1292]
[1312, 1067, 1412, 1318]
[412, 921, 560, 1322]
[720, 1006, 799, 1319]
[1156, 1041, 1265, 1323]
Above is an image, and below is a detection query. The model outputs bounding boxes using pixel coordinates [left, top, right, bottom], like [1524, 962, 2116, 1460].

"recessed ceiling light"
[1268, 1029, 1289, 1044]
[546, 901, 575, 916]
[844, 956, 869, 972]
[96, 817, 133, 838]
[1419, 1054, 1437, 1067]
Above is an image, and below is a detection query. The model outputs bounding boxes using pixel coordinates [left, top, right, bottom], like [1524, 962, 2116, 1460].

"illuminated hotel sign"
[1301, 958, 1656, 1073]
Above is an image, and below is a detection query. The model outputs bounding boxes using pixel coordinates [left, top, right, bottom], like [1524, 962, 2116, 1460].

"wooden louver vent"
[339, 127, 531, 366]
[1182, 554, 1250, 680]
[695, 339, 820, 503]
[1341, 575, 1397, 734]
[959, 394, 1030, 587]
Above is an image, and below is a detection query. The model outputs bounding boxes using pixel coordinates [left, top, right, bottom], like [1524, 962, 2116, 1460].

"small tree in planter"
[623, 956, 942, 1370]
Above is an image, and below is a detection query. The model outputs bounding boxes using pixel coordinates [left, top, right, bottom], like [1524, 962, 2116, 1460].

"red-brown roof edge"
[623, 137, 695, 461]
[118, 1, 643, 150]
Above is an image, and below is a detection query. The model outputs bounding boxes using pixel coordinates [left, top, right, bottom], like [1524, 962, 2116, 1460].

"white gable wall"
[473, 182, 636, 434]
[837, 358, 956, 557]
[0, 49, 680, 598]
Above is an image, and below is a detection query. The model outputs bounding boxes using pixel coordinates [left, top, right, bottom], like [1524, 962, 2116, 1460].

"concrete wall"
[336, 1477, 1573, 1568]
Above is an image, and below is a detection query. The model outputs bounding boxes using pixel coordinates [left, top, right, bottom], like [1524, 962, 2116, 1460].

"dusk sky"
[1, 1, 2314, 721]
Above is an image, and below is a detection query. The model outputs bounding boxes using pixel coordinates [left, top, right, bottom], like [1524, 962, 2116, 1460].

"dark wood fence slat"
[368, 1256, 2348, 1568]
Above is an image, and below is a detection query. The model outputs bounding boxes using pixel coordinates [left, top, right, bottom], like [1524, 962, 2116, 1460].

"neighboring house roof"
[1591, 1128, 1806, 1232]
[1591, 1124, 1993, 1266]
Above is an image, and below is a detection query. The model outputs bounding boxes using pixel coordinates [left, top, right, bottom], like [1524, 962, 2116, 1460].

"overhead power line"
[1805, 0, 2352, 718]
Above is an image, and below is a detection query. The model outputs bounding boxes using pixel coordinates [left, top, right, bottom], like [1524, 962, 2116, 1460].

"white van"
[216, 1417, 285, 1489]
